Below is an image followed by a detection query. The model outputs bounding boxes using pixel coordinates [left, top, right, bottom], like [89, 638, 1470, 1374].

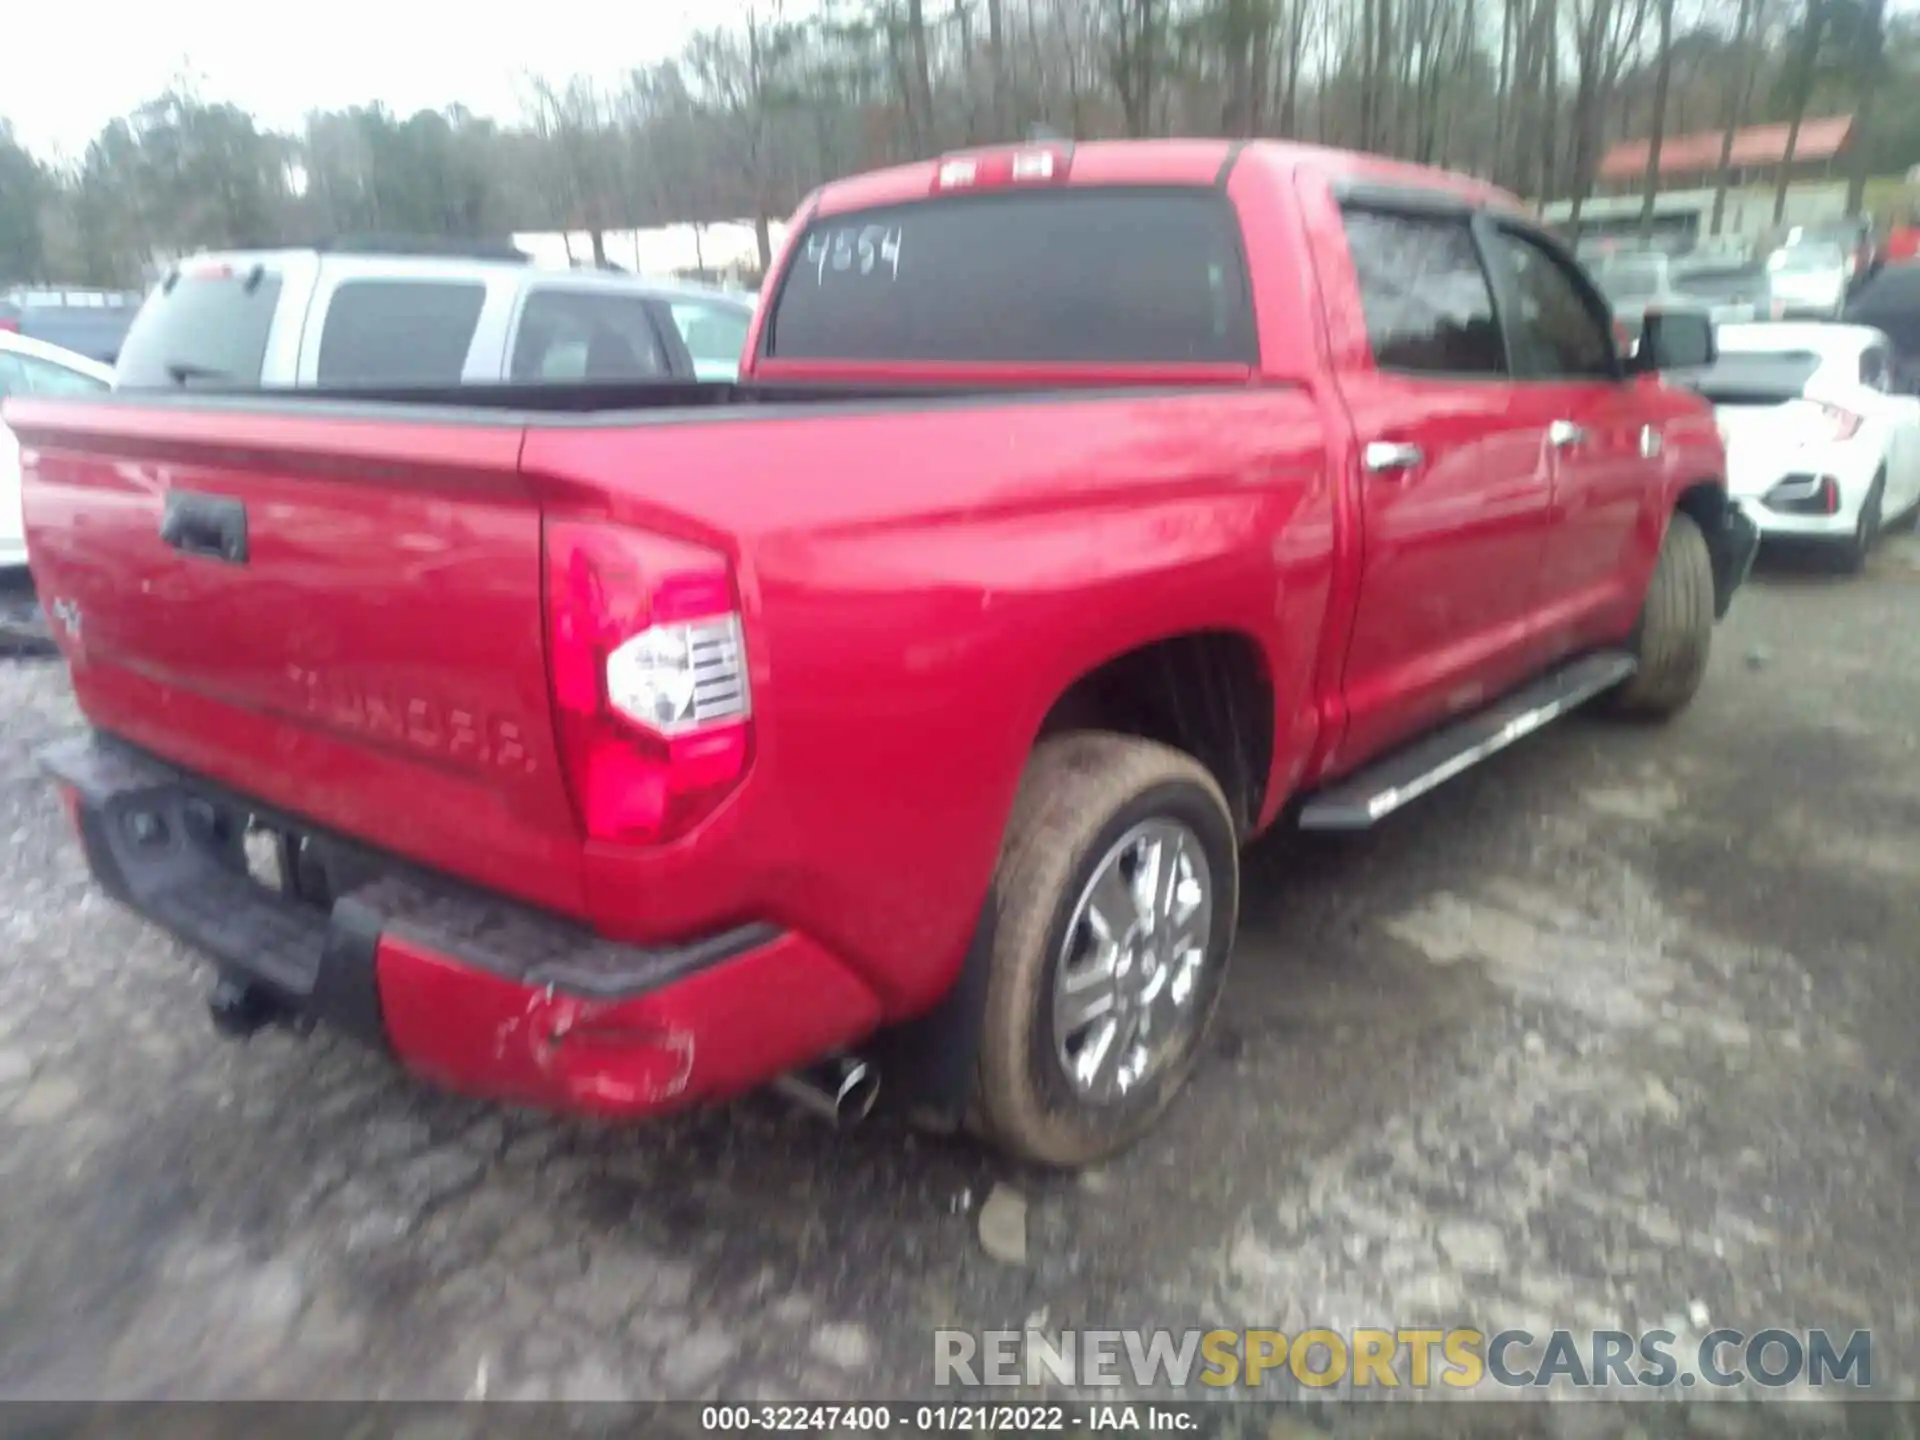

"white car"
[1707, 322, 1920, 570]
[1, 331, 114, 570]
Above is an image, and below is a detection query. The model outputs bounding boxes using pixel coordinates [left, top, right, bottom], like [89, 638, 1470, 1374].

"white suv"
[112, 243, 757, 391]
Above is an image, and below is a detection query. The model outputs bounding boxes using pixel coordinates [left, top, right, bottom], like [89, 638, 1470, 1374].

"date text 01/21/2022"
[698, 1404, 1189, 1433]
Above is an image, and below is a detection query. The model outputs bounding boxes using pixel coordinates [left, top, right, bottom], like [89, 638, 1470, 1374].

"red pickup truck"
[6, 139, 1756, 1167]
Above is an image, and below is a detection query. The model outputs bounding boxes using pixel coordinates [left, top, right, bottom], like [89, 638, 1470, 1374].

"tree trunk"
[1495, 0, 1515, 185]
[1708, 0, 1758, 235]
[1639, 0, 1675, 236]
[1376, 0, 1395, 154]
[907, 0, 934, 152]
[1774, 3, 1826, 225]
[754, 214, 773, 271]
[987, 0, 1008, 137]
[1845, 0, 1885, 215]
[1286, 0, 1309, 135]
[1539, 0, 1561, 200]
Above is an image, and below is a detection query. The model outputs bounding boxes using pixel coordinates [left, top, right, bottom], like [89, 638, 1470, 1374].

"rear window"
[317, 280, 486, 386]
[114, 269, 284, 388]
[765, 189, 1256, 365]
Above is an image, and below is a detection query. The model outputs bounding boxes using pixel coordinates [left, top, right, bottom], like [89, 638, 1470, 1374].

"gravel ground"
[0, 538, 1916, 1412]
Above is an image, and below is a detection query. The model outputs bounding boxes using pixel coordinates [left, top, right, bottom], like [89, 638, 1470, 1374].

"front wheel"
[1608, 509, 1715, 721]
[971, 733, 1239, 1168]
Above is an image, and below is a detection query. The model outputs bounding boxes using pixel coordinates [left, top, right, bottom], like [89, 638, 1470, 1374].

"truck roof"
[808, 137, 1522, 220]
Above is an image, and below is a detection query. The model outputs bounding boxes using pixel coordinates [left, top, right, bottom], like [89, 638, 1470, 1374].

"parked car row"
[1697, 322, 1920, 570]
[0, 288, 142, 364]
[1578, 222, 1920, 570]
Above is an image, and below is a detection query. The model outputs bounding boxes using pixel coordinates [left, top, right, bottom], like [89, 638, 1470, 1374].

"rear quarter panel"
[521, 388, 1335, 1014]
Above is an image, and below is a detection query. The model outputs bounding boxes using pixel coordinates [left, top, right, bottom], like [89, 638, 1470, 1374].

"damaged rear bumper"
[39, 732, 882, 1119]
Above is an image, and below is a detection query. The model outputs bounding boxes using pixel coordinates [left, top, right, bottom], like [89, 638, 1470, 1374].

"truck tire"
[971, 732, 1239, 1167]
[1609, 509, 1714, 721]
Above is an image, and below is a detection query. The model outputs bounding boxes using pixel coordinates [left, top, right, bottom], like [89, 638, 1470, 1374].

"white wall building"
[510, 220, 789, 278]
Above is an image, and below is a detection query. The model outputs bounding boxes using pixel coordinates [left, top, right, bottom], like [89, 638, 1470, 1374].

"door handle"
[1548, 420, 1588, 450]
[1363, 441, 1425, 474]
[160, 491, 249, 565]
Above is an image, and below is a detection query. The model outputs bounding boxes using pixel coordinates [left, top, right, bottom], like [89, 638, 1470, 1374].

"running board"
[1297, 651, 1638, 831]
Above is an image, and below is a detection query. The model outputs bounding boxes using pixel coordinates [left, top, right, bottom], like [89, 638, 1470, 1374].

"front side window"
[1486, 229, 1616, 380]
[1340, 208, 1506, 377]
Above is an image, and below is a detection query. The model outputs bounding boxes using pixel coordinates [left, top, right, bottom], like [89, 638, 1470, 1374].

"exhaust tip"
[773, 1057, 880, 1127]
[834, 1060, 880, 1125]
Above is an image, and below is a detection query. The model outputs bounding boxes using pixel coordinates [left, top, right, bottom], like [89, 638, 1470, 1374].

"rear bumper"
[39, 732, 883, 1119]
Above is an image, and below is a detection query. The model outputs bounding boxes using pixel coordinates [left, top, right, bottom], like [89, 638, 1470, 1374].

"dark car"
[1842, 261, 1920, 391]
[0, 289, 142, 364]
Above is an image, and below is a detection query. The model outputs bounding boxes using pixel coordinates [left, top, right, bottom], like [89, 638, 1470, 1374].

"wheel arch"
[1032, 628, 1276, 840]
[868, 626, 1275, 1126]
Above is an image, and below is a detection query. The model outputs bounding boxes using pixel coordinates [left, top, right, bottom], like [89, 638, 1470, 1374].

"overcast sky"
[7, 0, 743, 161]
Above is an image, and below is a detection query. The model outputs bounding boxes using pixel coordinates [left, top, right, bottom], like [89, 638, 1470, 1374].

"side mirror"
[1628, 307, 1716, 374]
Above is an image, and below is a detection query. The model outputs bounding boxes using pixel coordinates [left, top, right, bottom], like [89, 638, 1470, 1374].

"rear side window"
[1341, 208, 1505, 376]
[114, 270, 285, 388]
[316, 280, 486, 386]
[509, 290, 669, 381]
[766, 190, 1255, 364]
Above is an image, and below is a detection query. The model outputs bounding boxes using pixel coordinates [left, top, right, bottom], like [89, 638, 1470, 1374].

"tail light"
[0, 318, 18, 333]
[544, 520, 752, 846]
[932, 144, 1073, 193]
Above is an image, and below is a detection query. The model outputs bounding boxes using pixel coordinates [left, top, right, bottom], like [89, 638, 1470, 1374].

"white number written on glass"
[804, 225, 904, 284]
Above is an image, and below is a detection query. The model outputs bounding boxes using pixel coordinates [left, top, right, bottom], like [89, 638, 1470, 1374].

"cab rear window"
[115, 268, 283, 388]
[764, 189, 1256, 365]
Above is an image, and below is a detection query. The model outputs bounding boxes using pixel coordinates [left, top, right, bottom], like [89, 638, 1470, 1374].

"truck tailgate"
[9, 399, 586, 915]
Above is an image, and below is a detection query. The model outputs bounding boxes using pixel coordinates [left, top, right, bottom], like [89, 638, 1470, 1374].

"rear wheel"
[1834, 471, 1885, 574]
[971, 733, 1238, 1167]
[1608, 509, 1714, 721]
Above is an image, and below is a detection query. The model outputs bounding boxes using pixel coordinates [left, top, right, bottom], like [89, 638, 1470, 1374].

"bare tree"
[1709, 0, 1761, 235]
[1774, 0, 1829, 224]
[1638, 0, 1675, 236]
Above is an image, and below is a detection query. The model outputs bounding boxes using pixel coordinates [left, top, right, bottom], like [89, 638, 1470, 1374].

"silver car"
[1594, 252, 1758, 348]
[1764, 242, 1850, 320]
